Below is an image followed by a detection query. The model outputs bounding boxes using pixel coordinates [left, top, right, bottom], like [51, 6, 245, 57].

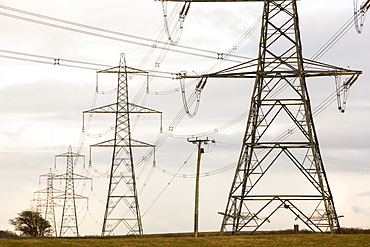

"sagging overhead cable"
[335, 73, 360, 113]
[179, 71, 204, 118]
[162, 1, 191, 45]
[0, 4, 248, 63]
[354, 0, 370, 33]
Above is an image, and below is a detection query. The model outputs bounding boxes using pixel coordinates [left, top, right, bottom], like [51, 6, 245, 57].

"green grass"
[0, 234, 370, 247]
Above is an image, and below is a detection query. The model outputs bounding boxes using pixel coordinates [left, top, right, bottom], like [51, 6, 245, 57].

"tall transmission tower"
[165, 0, 361, 234]
[84, 53, 161, 236]
[54, 146, 91, 237]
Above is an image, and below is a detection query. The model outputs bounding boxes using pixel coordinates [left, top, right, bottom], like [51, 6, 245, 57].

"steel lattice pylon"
[217, 0, 360, 234]
[54, 146, 91, 237]
[43, 169, 59, 237]
[84, 54, 160, 236]
[32, 169, 63, 237]
[166, 0, 362, 234]
[41, 169, 63, 237]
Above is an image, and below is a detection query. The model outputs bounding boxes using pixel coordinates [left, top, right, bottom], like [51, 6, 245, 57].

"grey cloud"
[351, 206, 370, 215]
[0, 79, 93, 115]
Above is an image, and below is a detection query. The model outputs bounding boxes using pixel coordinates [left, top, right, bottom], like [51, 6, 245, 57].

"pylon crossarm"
[91, 138, 155, 148]
[53, 173, 92, 180]
[55, 152, 84, 158]
[183, 70, 361, 79]
[83, 103, 117, 113]
[246, 142, 313, 149]
[53, 194, 88, 200]
[179, 57, 361, 79]
[128, 103, 162, 114]
[84, 103, 161, 114]
[233, 195, 324, 200]
[98, 66, 148, 74]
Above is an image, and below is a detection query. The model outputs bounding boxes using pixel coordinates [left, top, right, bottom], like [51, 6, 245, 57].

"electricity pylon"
[165, 0, 361, 234]
[84, 54, 161, 236]
[54, 146, 91, 237]
[31, 193, 43, 214]
[36, 169, 63, 237]
[32, 169, 63, 237]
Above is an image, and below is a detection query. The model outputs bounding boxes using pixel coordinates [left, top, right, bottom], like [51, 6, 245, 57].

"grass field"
[0, 234, 370, 247]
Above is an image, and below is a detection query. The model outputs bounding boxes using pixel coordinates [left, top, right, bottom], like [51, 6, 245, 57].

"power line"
[141, 147, 197, 219]
[0, 50, 109, 70]
[0, 49, 176, 79]
[0, 4, 250, 63]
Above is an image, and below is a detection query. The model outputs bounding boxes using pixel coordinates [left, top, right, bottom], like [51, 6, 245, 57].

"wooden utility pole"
[188, 137, 209, 237]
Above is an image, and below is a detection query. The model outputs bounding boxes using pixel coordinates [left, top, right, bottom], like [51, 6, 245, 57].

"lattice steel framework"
[41, 169, 63, 237]
[32, 169, 63, 237]
[166, 0, 362, 234]
[54, 146, 91, 237]
[84, 54, 161, 236]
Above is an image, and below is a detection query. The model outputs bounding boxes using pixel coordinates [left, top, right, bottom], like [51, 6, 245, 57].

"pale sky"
[0, 0, 369, 235]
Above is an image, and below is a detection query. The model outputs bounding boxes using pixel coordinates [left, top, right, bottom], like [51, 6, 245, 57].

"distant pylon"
[32, 169, 63, 237]
[84, 53, 161, 236]
[31, 193, 43, 214]
[40, 169, 63, 237]
[54, 146, 91, 237]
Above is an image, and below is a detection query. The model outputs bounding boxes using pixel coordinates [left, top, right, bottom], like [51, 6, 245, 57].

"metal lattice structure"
[166, 0, 362, 234]
[54, 146, 91, 237]
[41, 169, 63, 237]
[84, 54, 161, 236]
[32, 169, 63, 237]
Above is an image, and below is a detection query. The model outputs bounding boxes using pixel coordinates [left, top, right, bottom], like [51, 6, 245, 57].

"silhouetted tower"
[165, 0, 361, 234]
[54, 146, 91, 237]
[84, 54, 161, 236]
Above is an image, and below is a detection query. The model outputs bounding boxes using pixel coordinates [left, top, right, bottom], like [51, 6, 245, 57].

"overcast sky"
[0, 0, 369, 235]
